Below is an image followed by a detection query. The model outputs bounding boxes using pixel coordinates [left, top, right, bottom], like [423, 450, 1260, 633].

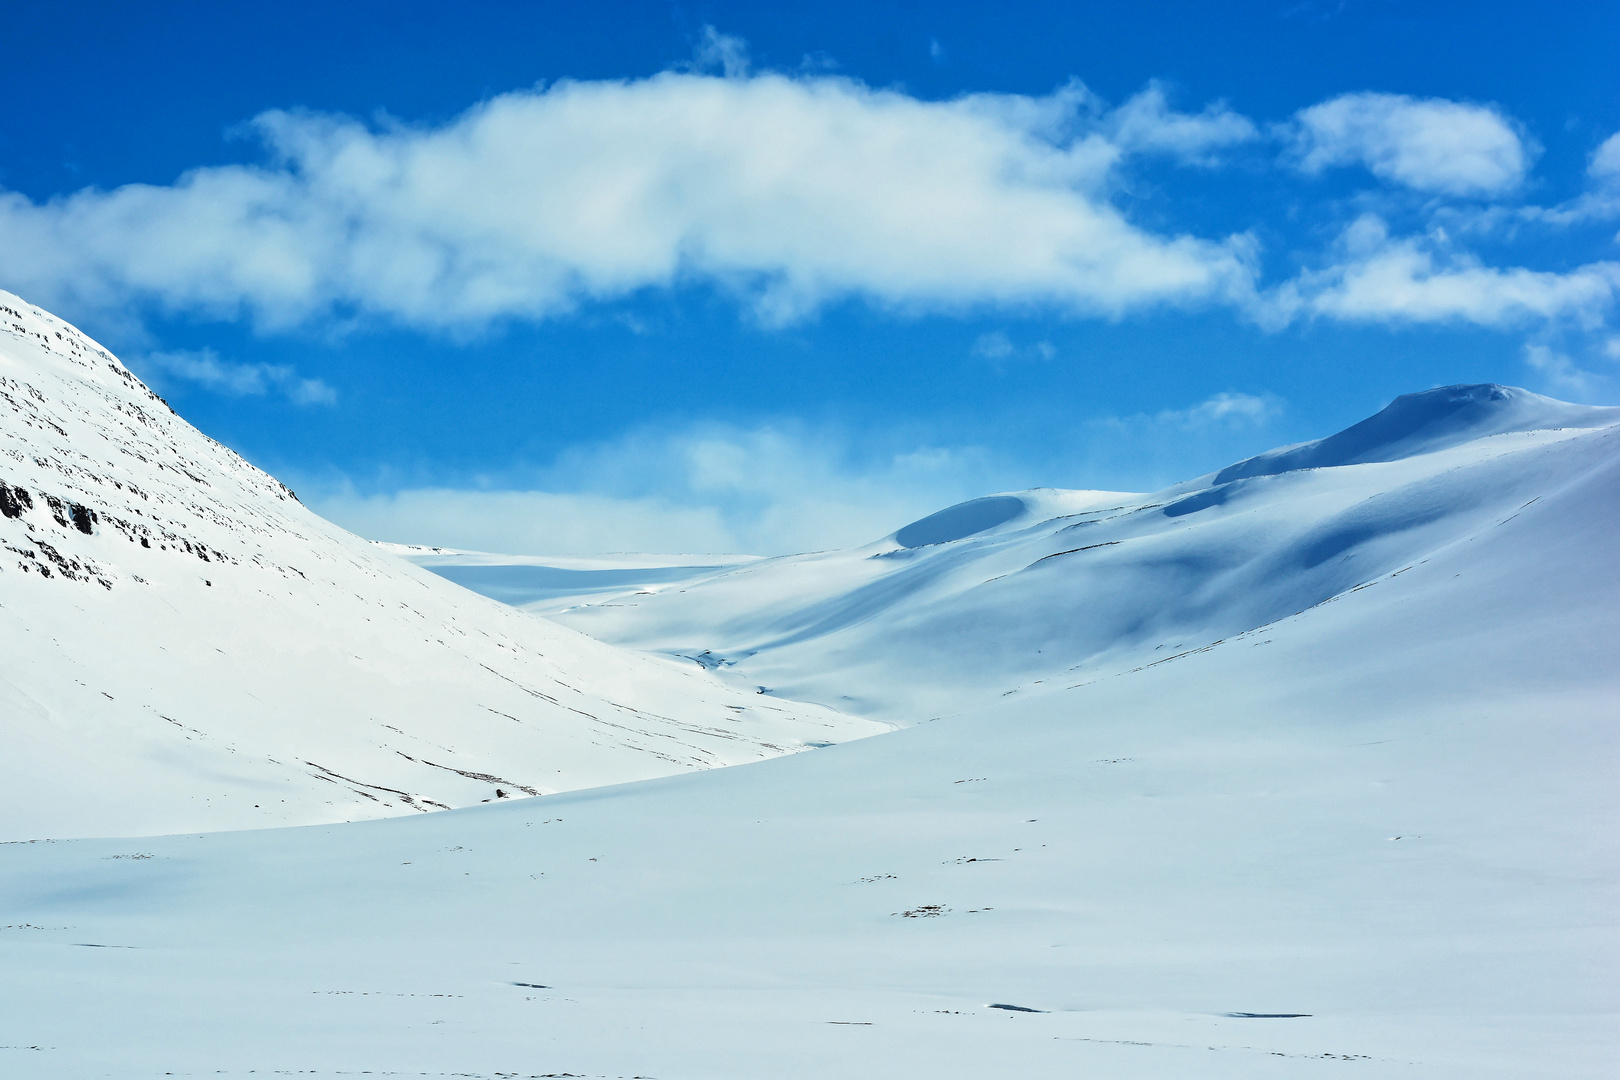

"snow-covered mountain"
[0, 292, 883, 840]
[3, 289, 1617, 1076]
[5, 378, 1617, 1078]
[463, 384, 1618, 722]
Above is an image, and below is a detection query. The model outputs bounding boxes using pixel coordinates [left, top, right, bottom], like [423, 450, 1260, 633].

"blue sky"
[3, 1, 1617, 554]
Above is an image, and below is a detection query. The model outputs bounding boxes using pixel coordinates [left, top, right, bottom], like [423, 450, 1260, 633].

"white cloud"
[688, 26, 750, 78]
[135, 348, 337, 405]
[1076, 391, 1285, 492]
[0, 68, 1257, 332]
[971, 330, 1056, 370]
[1290, 92, 1532, 196]
[972, 331, 1014, 360]
[1590, 131, 1620, 186]
[1572, 130, 1620, 224]
[1520, 331, 1620, 402]
[1523, 343, 1597, 397]
[1173, 390, 1281, 426]
[1108, 82, 1260, 164]
[1514, 130, 1620, 227]
[1092, 390, 1281, 433]
[308, 422, 1014, 556]
[311, 488, 738, 556]
[1263, 216, 1620, 329]
[3, 51, 1599, 349]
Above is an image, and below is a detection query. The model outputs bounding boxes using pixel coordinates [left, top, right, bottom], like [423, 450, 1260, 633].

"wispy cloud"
[972, 331, 1015, 360]
[1287, 92, 1533, 196]
[1108, 82, 1260, 165]
[1261, 215, 1620, 330]
[1518, 332, 1620, 402]
[1525, 129, 1620, 226]
[135, 348, 337, 405]
[1103, 390, 1284, 432]
[971, 331, 1054, 367]
[312, 487, 738, 557]
[309, 422, 1013, 556]
[1074, 391, 1287, 490]
[307, 395, 1294, 556]
[1523, 343, 1596, 397]
[1170, 390, 1282, 426]
[687, 26, 751, 78]
[1590, 131, 1620, 190]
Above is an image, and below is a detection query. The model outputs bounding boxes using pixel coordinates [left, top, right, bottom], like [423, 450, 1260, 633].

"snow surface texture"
[2, 287, 1617, 1079]
[0, 291, 882, 840]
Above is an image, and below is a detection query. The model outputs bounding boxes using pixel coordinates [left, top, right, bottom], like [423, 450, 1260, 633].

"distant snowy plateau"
[2, 288, 1617, 1078]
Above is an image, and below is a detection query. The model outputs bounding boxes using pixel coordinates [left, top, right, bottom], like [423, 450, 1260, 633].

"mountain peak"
[1212, 383, 1618, 484]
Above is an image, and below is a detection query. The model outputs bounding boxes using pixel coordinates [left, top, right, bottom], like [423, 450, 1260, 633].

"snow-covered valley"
[1, 294, 1617, 1077]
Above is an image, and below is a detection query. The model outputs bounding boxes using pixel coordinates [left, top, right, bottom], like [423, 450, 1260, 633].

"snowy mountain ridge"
[1192, 382, 1619, 486]
[403, 384, 1620, 723]
[0, 291, 883, 840]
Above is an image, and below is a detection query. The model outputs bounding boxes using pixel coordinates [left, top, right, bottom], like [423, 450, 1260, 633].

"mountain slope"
[0, 292, 883, 840]
[1206, 382, 1616, 482]
[420, 386, 1620, 724]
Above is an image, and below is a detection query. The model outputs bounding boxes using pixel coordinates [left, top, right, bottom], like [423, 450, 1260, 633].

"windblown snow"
[0, 290, 883, 840]
[2, 290, 1617, 1079]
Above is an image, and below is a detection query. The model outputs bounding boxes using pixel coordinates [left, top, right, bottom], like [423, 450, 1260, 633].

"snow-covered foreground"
[3, 368, 1618, 1075]
[0, 291, 882, 840]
